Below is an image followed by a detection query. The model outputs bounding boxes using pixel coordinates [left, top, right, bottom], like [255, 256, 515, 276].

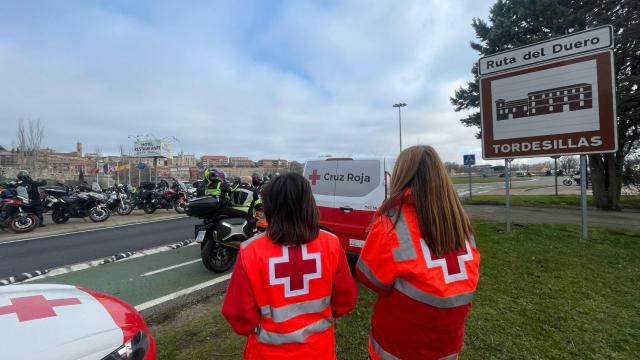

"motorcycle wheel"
[173, 200, 186, 214]
[201, 240, 237, 273]
[89, 206, 111, 222]
[9, 214, 39, 233]
[116, 201, 133, 216]
[52, 208, 70, 224]
[562, 179, 573, 186]
[143, 203, 156, 214]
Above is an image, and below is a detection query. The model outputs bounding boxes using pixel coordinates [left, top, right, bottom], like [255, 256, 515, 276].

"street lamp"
[393, 103, 407, 152]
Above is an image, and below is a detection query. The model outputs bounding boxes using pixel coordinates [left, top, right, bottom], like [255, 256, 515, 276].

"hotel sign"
[479, 27, 616, 159]
[133, 139, 172, 158]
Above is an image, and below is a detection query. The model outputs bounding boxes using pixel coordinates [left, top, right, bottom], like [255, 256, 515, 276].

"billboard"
[133, 139, 172, 158]
[479, 27, 616, 159]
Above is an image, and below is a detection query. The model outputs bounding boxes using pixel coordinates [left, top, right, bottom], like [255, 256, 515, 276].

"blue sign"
[136, 162, 146, 170]
[463, 154, 476, 166]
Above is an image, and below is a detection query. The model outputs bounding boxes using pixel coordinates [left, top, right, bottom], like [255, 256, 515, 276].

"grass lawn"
[150, 223, 640, 359]
[466, 194, 640, 210]
[451, 176, 532, 184]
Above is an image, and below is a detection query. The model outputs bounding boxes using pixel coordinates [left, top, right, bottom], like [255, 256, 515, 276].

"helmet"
[204, 168, 225, 182]
[17, 170, 31, 182]
[252, 173, 262, 186]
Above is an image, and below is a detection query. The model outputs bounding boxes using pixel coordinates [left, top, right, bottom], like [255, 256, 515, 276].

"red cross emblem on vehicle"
[420, 240, 474, 284]
[308, 169, 321, 185]
[269, 244, 322, 297]
[0, 295, 82, 322]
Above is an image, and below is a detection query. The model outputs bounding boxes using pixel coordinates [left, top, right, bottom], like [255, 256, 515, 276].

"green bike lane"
[29, 244, 231, 308]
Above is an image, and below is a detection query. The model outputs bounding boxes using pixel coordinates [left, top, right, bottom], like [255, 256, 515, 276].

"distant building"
[258, 159, 288, 169]
[472, 164, 494, 176]
[201, 155, 229, 167]
[173, 152, 196, 167]
[0, 149, 19, 167]
[229, 156, 255, 167]
[288, 161, 304, 174]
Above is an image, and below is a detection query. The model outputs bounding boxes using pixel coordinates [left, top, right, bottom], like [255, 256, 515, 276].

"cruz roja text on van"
[485, 36, 603, 70]
[324, 172, 371, 184]
[491, 136, 603, 154]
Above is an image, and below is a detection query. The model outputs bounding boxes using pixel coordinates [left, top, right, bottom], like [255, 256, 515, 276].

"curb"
[0, 239, 195, 286]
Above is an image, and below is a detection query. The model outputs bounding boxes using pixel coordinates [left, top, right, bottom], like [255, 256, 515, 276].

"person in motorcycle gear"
[199, 168, 226, 197]
[200, 168, 256, 222]
[251, 173, 263, 188]
[16, 170, 47, 227]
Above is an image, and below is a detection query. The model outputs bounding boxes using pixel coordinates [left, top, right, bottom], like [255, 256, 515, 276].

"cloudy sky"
[0, 0, 497, 163]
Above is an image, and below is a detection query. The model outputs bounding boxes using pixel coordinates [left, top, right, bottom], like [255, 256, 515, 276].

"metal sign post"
[505, 159, 512, 233]
[551, 155, 560, 196]
[554, 158, 558, 196]
[463, 154, 476, 200]
[468, 165, 472, 200]
[580, 154, 588, 239]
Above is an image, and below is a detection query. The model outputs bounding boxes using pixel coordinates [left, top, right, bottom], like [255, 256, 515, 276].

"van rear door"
[331, 159, 382, 253]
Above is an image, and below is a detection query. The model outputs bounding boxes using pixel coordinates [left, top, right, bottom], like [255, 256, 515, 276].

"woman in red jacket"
[222, 173, 357, 360]
[357, 145, 480, 360]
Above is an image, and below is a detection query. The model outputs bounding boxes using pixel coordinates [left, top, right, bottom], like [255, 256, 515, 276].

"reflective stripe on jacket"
[222, 231, 357, 360]
[357, 203, 480, 360]
[205, 181, 222, 196]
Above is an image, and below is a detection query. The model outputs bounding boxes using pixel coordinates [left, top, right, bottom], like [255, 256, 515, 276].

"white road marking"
[135, 274, 232, 312]
[140, 259, 201, 277]
[0, 216, 187, 245]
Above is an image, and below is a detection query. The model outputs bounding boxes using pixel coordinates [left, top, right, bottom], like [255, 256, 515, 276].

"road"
[0, 216, 199, 279]
[455, 176, 548, 197]
[0, 176, 555, 280]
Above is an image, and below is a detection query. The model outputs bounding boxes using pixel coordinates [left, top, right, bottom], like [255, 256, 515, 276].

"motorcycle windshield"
[172, 178, 187, 190]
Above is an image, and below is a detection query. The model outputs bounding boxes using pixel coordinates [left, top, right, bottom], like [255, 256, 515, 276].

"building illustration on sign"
[495, 83, 592, 121]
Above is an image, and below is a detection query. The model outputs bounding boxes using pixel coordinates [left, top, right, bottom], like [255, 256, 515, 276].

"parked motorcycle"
[142, 179, 188, 214]
[0, 185, 40, 233]
[563, 173, 591, 187]
[43, 188, 110, 223]
[105, 186, 133, 215]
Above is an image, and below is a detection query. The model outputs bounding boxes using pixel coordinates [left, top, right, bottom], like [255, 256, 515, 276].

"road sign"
[478, 27, 616, 239]
[478, 26, 613, 76]
[463, 154, 476, 166]
[480, 47, 617, 159]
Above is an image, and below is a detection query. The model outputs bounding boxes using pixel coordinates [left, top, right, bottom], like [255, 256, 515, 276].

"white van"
[303, 157, 395, 255]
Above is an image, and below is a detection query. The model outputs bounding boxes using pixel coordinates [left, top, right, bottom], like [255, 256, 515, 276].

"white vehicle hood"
[0, 284, 124, 360]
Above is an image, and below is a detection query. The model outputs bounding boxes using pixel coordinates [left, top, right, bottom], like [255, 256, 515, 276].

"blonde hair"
[378, 145, 472, 256]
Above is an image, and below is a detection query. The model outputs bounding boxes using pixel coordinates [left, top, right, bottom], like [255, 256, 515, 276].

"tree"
[444, 161, 464, 173]
[559, 156, 579, 174]
[451, 0, 639, 210]
[16, 119, 44, 177]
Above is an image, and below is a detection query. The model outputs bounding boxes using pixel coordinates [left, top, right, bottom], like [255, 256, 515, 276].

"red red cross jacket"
[222, 230, 357, 360]
[357, 200, 480, 360]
